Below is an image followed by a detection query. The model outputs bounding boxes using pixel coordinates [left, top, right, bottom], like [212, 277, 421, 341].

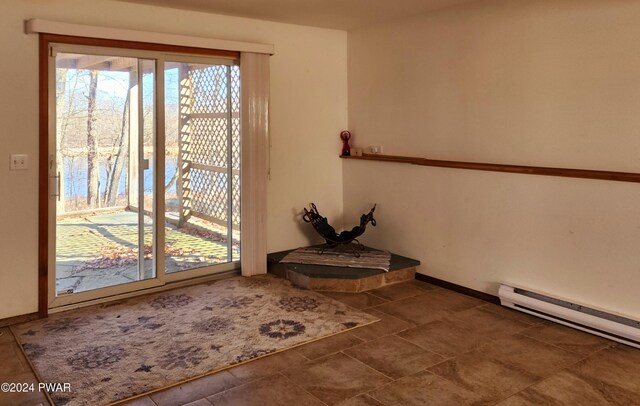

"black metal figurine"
[302, 203, 377, 257]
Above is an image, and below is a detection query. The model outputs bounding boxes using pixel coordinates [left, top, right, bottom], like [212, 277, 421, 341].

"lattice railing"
[231, 66, 241, 227]
[178, 64, 240, 229]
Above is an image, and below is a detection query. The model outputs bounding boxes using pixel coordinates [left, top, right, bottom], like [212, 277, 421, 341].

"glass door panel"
[53, 51, 157, 298]
[163, 61, 240, 274]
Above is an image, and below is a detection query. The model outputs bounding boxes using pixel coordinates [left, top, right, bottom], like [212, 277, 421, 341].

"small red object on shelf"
[340, 130, 351, 156]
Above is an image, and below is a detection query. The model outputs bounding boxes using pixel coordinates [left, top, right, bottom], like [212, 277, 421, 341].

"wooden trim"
[415, 273, 500, 305]
[38, 34, 49, 318]
[41, 33, 240, 59]
[0, 312, 40, 328]
[27, 19, 273, 55]
[342, 153, 640, 184]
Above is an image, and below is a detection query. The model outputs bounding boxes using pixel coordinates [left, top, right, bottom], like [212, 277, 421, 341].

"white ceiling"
[117, 0, 477, 30]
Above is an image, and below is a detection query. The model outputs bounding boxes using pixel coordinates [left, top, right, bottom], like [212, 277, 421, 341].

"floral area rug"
[11, 275, 379, 406]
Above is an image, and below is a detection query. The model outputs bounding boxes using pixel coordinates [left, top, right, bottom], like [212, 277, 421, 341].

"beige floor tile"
[428, 352, 538, 403]
[183, 399, 213, 406]
[369, 370, 486, 406]
[481, 334, 582, 379]
[372, 296, 440, 325]
[0, 327, 16, 344]
[497, 369, 640, 406]
[227, 349, 308, 382]
[569, 344, 640, 396]
[0, 342, 30, 378]
[207, 374, 324, 406]
[397, 318, 494, 358]
[336, 394, 385, 406]
[12, 344, 35, 375]
[349, 309, 413, 342]
[0, 371, 47, 406]
[120, 396, 158, 406]
[405, 279, 440, 291]
[282, 352, 391, 405]
[427, 334, 583, 402]
[448, 306, 531, 338]
[368, 282, 433, 301]
[150, 371, 240, 406]
[478, 304, 545, 326]
[422, 289, 486, 311]
[373, 289, 484, 325]
[344, 335, 445, 379]
[0, 393, 49, 406]
[295, 332, 363, 360]
[519, 321, 614, 357]
[321, 291, 388, 310]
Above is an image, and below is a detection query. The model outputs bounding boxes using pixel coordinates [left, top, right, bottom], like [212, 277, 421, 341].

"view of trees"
[55, 59, 180, 213]
[54, 55, 236, 231]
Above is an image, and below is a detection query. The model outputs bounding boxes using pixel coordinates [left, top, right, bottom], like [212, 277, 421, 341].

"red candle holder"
[340, 130, 351, 156]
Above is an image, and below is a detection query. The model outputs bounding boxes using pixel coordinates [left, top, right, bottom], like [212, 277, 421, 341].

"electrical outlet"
[369, 146, 384, 154]
[10, 154, 28, 170]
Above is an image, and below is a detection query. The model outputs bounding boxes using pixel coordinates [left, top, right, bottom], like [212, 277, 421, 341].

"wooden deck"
[56, 211, 238, 294]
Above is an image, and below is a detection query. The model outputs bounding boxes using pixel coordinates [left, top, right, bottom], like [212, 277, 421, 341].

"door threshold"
[48, 269, 240, 315]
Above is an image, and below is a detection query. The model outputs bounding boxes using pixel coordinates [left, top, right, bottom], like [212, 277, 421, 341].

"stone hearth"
[267, 246, 420, 292]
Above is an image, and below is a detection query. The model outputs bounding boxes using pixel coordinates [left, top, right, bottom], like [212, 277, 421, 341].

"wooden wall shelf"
[341, 153, 640, 184]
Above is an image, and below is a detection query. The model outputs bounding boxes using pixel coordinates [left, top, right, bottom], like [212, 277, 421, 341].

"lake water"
[62, 156, 178, 199]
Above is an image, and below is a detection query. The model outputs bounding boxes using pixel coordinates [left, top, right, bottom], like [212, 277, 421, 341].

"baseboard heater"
[498, 284, 640, 349]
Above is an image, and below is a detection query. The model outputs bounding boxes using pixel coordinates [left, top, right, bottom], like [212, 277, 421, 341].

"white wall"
[345, 0, 640, 318]
[0, 0, 347, 319]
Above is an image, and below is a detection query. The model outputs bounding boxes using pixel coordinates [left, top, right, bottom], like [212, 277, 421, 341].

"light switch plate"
[10, 154, 28, 170]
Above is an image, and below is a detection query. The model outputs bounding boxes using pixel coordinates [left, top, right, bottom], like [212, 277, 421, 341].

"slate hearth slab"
[267, 246, 420, 280]
[267, 246, 420, 292]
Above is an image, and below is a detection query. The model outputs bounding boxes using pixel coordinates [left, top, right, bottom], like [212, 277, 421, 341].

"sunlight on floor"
[56, 210, 239, 294]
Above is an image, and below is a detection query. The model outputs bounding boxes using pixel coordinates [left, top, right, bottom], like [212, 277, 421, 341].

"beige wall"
[0, 0, 347, 319]
[345, 0, 640, 318]
[4, 0, 640, 321]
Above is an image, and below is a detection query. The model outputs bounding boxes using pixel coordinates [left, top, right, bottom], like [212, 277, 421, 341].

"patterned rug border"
[10, 279, 381, 406]
[114, 318, 379, 405]
[12, 317, 381, 406]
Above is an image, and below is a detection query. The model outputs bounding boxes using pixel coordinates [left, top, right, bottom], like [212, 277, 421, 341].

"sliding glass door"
[163, 60, 240, 277]
[48, 45, 240, 308]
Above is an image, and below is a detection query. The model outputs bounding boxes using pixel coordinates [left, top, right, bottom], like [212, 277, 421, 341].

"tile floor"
[1, 278, 639, 406]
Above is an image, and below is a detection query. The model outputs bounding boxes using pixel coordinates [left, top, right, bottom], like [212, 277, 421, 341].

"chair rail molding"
[341, 154, 640, 184]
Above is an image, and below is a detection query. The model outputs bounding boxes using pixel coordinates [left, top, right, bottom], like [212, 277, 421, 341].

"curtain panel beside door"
[240, 52, 270, 277]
